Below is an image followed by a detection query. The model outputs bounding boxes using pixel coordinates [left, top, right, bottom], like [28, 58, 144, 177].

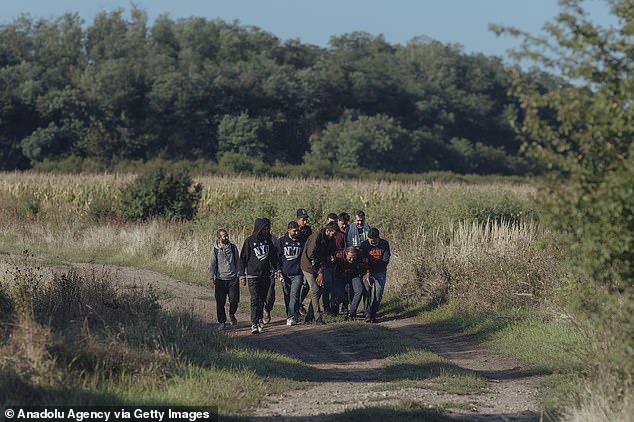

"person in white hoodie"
[209, 229, 240, 330]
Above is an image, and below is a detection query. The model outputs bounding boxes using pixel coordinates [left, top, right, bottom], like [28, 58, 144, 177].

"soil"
[71, 264, 545, 421]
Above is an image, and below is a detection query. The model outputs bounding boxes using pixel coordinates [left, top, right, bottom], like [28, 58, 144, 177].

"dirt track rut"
[75, 264, 544, 421]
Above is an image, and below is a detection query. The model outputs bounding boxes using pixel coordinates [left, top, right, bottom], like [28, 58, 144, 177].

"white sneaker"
[286, 317, 295, 326]
[257, 322, 264, 333]
[251, 323, 259, 334]
[263, 310, 271, 324]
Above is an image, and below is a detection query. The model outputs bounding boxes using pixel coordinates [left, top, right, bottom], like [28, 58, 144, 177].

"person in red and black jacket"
[330, 213, 349, 315]
[359, 228, 391, 323]
[300, 222, 337, 324]
[335, 246, 372, 321]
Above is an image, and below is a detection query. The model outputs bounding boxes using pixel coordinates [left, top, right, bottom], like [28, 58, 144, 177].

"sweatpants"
[248, 276, 270, 324]
[215, 277, 240, 323]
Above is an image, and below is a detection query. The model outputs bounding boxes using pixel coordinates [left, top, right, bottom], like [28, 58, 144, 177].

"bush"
[120, 167, 202, 221]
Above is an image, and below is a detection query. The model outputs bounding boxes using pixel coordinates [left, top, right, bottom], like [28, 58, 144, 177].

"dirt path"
[71, 264, 544, 421]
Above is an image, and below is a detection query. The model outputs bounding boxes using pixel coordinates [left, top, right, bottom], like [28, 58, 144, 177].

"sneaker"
[251, 323, 259, 334]
[299, 305, 307, 317]
[230, 315, 238, 326]
[364, 315, 372, 323]
[257, 322, 264, 333]
[286, 316, 298, 326]
[217, 322, 226, 330]
[263, 310, 271, 324]
[370, 316, 377, 323]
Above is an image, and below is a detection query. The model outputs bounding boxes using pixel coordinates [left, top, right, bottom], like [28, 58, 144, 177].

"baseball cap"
[296, 208, 309, 218]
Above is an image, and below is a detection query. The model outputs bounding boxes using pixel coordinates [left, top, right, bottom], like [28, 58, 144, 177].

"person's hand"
[210, 278, 216, 288]
[240, 276, 247, 286]
[316, 272, 323, 287]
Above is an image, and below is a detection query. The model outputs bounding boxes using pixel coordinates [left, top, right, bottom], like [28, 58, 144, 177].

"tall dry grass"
[388, 219, 560, 312]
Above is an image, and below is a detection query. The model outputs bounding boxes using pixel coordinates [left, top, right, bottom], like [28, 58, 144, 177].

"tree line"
[0, 8, 558, 174]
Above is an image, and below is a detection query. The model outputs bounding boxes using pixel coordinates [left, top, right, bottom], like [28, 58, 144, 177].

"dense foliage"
[0, 8, 551, 174]
[120, 167, 202, 220]
[496, 0, 633, 384]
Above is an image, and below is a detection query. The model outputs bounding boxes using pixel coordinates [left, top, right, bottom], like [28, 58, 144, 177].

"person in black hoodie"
[300, 222, 337, 324]
[239, 218, 279, 334]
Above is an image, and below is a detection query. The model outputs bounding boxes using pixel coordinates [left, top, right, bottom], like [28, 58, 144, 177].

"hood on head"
[252, 217, 270, 238]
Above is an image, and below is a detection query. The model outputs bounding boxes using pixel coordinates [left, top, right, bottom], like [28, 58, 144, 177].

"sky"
[1, 0, 618, 61]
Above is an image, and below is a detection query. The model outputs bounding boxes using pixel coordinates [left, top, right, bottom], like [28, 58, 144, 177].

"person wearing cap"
[347, 210, 371, 248]
[359, 228, 391, 323]
[296, 208, 313, 242]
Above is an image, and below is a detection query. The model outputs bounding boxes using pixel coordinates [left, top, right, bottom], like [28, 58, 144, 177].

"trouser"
[369, 271, 387, 318]
[299, 278, 310, 305]
[302, 270, 322, 321]
[264, 275, 275, 313]
[349, 276, 372, 318]
[334, 277, 353, 315]
[281, 274, 304, 318]
[215, 277, 240, 323]
[322, 266, 335, 312]
[248, 276, 270, 324]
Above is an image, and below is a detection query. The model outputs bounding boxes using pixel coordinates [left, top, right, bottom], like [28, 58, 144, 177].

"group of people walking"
[209, 209, 391, 334]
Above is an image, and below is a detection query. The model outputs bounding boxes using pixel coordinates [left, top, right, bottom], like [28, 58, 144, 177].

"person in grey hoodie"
[209, 229, 240, 329]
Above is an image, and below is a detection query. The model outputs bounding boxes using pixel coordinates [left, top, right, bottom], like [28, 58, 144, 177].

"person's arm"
[238, 240, 249, 285]
[383, 240, 391, 266]
[208, 247, 217, 287]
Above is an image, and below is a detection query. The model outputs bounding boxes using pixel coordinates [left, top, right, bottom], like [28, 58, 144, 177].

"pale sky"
[1, 0, 617, 60]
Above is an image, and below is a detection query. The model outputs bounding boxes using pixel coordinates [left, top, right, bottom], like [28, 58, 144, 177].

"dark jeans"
[322, 266, 335, 312]
[349, 276, 372, 318]
[334, 277, 353, 314]
[369, 271, 387, 318]
[215, 277, 240, 323]
[248, 276, 270, 324]
[302, 270, 323, 321]
[264, 275, 275, 313]
[281, 274, 304, 318]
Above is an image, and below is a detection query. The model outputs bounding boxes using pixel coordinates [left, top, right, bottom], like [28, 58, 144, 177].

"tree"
[494, 0, 634, 383]
[306, 111, 413, 172]
[217, 112, 271, 160]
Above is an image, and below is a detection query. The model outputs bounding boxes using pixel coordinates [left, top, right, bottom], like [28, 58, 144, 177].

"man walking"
[278, 221, 305, 326]
[347, 210, 371, 247]
[239, 218, 279, 334]
[359, 228, 391, 323]
[300, 222, 337, 325]
[209, 229, 240, 330]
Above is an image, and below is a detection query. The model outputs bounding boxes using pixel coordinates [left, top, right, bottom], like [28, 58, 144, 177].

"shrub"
[120, 167, 202, 221]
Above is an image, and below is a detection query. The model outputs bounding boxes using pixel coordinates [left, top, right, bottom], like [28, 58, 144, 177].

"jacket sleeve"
[269, 239, 280, 271]
[305, 234, 319, 273]
[208, 247, 217, 279]
[383, 240, 391, 265]
[238, 239, 249, 278]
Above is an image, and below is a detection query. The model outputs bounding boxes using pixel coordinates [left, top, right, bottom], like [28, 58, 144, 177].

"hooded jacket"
[238, 218, 279, 278]
[209, 240, 239, 280]
[300, 228, 336, 275]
